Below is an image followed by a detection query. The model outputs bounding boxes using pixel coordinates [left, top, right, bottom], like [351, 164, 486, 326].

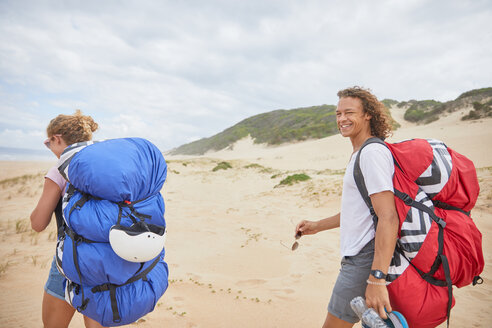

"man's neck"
[350, 131, 373, 153]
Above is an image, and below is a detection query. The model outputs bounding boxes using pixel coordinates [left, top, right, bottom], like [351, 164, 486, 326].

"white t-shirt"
[339, 143, 395, 257]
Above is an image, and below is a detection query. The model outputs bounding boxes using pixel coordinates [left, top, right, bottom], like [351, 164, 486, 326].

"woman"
[30, 110, 105, 328]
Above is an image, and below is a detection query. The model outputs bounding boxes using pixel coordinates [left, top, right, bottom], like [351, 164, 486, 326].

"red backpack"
[354, 138, 484, 328]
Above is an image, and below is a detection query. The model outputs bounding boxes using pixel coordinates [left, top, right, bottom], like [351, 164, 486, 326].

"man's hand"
[365, 283, 392, 319]
[295, 214, 341, 237]
[295, 220, 319, 237]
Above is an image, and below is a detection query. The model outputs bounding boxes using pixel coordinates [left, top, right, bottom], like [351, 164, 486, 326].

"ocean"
[0, 146, 54, 161]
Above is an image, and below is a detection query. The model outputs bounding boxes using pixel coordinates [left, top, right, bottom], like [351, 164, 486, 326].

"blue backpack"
[55, 138, 169, 326]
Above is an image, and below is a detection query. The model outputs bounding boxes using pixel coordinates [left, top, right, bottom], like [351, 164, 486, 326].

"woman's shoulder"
[45, 166, 67, 192]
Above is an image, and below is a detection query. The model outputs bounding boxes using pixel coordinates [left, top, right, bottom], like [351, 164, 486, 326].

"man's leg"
[322, 311, 354, 328]
[326, 239, 375, 327]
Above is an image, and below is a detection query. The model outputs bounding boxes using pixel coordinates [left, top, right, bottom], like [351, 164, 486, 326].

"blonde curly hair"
[337, 86, 392, 140]
[46, 110, 98, 145]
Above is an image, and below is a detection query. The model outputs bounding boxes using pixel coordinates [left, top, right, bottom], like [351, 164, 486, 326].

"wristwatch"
[370, 270, 387, 280]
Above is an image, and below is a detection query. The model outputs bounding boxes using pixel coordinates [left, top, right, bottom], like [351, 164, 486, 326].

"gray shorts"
[328, 239, 375, 323]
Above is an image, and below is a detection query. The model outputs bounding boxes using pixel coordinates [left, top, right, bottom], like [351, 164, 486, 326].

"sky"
[1, 0, 491, 158]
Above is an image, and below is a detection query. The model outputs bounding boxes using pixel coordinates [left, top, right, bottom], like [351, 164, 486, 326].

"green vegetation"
[381, 99, 399, 108]
[244, 163, 263, 169]
[381, 99, 401, 129]
[0, 173, 44, 188]
[212, 161, 232, 172]
[456, 87, 492, 100]
[15, 219, 29, 234]
[462, 100, 492, 120]
[0, 261, 10, 277]
[171, 105, 338, 155]
[169, 87, 490, 155]
[276, 173, 311, 187]
[402, 87, 492, 124]
[403, 100, 443, 123]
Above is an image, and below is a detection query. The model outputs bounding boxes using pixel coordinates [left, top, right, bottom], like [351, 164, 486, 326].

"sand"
[0, 110, 491, 327]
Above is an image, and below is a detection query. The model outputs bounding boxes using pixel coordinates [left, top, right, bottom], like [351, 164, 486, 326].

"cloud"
[1, 0, 491, 154]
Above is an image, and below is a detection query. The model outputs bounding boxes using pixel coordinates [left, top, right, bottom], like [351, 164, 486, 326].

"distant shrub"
[212, 162, 232, 172]
[403, 100, 443, 123]
[404, 108, 427, 122]
[462, 110, 480, 120]
[260, 167, 275, 174]
[381, 99, 399, 108]
[244, 163, 263, 169]
[456, 87, 492, 100]
[462, 100, 492, 120]
[276, 173, 311, 187]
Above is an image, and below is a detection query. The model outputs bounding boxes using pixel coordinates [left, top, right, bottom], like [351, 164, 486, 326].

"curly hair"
[337, 86, 392, 140]
[46, 110, 98, 145]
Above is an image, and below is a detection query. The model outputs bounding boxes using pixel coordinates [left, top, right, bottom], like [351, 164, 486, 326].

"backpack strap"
[353, 137, 390, 227]
[90, 256, 161, 323]
[353, 138, 454, 327]
[63, 225, 101, 312]
[54, 198, 64, 238]
[62, 186, 163, 322]
[432, 199, 471, 216]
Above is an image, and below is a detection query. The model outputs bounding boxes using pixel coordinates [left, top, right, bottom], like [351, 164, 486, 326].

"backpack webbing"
[60, 184, 162, 323]
[353, 137, 453, 327]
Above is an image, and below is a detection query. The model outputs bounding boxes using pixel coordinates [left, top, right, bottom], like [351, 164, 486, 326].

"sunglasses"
[292, 231, 302, 250]
[44, 134, 62, 149]
[281, 231, 303, 251]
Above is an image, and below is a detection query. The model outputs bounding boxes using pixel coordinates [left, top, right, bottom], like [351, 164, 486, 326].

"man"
[296, 87, 399, 327]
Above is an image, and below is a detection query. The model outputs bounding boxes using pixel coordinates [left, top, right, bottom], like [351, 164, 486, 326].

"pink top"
[45, 166, 67, 196]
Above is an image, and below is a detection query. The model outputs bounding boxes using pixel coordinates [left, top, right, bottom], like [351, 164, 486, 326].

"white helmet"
[109, 222, 166, 263]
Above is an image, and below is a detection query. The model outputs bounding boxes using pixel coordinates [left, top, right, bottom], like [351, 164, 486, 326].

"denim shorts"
[44, 257, 66, 301]
[328, 239, 375, 323]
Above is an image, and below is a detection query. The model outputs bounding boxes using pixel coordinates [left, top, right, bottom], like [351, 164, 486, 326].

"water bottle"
[350, 296, 368, 320]
[350, 296, 388, 328]
[362, 308, 388, 328]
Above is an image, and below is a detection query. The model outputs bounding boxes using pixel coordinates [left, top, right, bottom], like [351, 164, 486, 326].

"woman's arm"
[30, 178, 62, 232]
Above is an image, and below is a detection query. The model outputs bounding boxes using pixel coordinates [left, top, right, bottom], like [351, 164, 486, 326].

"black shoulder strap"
[353, 137, 389, 220]
[54, 198, 64, 237]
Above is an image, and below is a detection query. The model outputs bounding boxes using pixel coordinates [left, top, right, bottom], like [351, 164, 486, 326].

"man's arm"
[295, 213, 340, 236]
[365, 190, 399, 319]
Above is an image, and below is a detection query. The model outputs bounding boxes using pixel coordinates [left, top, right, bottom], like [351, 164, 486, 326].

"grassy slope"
[170, 87, 491, 155]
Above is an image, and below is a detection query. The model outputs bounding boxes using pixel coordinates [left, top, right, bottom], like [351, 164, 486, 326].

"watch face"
[371, 270, 386, 279]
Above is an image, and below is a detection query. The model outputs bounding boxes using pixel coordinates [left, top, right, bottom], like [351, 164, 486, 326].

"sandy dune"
[0, 111, 491, 327]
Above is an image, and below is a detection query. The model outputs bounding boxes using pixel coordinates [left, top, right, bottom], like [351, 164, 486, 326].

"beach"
[1, 110, 491, 327]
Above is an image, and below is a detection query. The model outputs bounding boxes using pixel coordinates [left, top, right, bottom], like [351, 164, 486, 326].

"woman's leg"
[43, 258, 75, 327]
[83, 315, 107, 328]
[42, 291, 75, 328]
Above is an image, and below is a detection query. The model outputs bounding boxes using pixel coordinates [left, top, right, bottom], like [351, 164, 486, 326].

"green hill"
[170, 105, 338, 155]
[398, 87, 492, 124]
[170, 87, 491, 155]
